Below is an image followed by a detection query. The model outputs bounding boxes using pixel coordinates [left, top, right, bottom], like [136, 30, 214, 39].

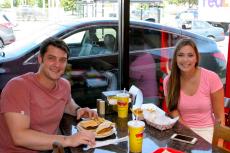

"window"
[65, 27, 117, 58]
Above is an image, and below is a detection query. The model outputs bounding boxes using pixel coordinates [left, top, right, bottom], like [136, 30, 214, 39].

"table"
[60, 113, 221, 153]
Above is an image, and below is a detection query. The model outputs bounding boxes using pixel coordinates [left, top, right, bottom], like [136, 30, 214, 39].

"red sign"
[118, 101, 127, 106]
[136, 132, 143, 138]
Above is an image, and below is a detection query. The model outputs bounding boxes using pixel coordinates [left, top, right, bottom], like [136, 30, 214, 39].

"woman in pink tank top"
[163, 38, 225, 143]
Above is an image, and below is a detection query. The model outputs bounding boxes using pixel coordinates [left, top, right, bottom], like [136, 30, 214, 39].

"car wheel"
[0, 39, 4, 48]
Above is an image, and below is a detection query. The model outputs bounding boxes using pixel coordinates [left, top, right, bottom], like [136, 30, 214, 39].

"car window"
[193, 21, 211, 29]
[66, 27, 117, 58]
[129, 27, 181, 51]
[64, 31, 85, 44]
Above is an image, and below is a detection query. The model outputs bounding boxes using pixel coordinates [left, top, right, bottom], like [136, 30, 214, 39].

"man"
[0, 37, 97, 152]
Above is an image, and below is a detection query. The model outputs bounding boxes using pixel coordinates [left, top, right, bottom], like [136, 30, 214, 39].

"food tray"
[145, 116, 179, 131]
[153, 147, 184, 153]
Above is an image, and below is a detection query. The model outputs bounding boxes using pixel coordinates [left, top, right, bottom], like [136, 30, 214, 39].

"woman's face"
[176, 45, 197, 73]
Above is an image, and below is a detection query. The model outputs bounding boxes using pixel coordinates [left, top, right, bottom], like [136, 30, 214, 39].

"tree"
[167, 0, 198, 7]
[0, 0, 11, 8]
[61, 0, 76, 13]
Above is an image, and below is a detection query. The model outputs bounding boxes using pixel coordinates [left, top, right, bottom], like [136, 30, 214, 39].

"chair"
[103, 34, 116, 53]
[52, 141, 64, 153]
[78, 43, 93, 56]
[225, 97, 230, 126]
[212, 123, 230, 153]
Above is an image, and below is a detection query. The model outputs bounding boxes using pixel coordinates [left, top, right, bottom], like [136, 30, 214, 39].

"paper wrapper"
[144, 110, 179, 131]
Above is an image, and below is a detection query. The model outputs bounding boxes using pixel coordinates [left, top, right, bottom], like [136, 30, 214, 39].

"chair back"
[104, 34, 116, 52]
[52, 141, 64, 153]
[212, 123, 230, 153]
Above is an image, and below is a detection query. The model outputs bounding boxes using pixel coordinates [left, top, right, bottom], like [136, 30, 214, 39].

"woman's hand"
[170, 109, 187, 125]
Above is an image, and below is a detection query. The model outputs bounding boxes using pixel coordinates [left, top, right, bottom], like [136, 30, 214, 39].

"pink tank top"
[163, 68, 223, 128]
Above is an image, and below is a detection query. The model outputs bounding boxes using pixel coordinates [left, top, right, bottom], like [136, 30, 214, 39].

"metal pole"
[118, 0, 130, 90]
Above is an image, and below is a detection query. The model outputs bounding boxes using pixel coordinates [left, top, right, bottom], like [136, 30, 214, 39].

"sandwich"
[96, 121, 114, 136]
[79, 117, 105, 130]
[79, 120, 99, 130]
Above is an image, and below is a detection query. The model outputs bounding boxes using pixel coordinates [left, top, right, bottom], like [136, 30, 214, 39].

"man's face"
[38, 45, 68, 81]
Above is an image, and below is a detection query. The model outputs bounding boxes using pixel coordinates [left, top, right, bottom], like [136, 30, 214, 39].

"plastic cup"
[117, 117, 128, 133]
[116, 93, 129, 118]
[128, 120, 145, 153]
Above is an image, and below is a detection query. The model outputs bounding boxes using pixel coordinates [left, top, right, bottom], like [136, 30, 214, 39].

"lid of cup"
[128, 120, 145, 127]
[116, 93, 129, 97]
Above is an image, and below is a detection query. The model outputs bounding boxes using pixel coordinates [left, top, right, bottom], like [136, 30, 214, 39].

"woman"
[163, 38, 225, 143]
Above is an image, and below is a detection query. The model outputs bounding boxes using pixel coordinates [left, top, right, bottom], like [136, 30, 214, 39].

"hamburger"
[96, 121, 114, 136]
[79, 117, 105, 130]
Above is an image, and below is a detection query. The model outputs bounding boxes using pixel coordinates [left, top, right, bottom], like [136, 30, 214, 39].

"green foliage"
[37, 0, 44, 8]
[0, 0, 11, 8]
[61, 0, 76, 11]
[13, 0, 20, 7]
[27, 0, 36, 6]
[166, 0, 198, 7]
[136, 3, 150, 11]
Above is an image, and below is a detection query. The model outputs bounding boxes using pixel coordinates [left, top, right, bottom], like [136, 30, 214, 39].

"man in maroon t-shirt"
[0, 37, 97, 153]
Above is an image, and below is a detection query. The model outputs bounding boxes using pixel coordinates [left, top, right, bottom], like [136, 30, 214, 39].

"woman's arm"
[211, 87, 225, 126]
[164, 96, 186, 125]
[169, 109, 186, 124]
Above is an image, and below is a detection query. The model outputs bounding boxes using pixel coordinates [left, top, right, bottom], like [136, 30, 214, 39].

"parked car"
[180, 20, 225, 42]
[0, 13, 16, 48]
[175, 9, 198, 21]
[0, 19, 226, 108]
[17, 5, 43, 21]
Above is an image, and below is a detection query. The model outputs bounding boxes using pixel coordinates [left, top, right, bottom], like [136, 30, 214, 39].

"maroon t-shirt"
[0, 72, 71, 153]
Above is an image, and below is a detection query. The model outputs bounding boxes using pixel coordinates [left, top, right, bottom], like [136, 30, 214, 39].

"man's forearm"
[13, 128, 73, 150]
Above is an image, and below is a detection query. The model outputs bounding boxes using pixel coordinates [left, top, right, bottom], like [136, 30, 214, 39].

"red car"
[0, 13, 16, 47]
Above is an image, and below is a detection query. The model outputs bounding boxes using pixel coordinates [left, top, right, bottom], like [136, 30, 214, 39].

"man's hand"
[68, 130, 96, 147]
[76, 107, 98, 120]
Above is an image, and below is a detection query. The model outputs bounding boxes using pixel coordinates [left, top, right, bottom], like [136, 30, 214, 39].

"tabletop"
[59, 112, 221, 153]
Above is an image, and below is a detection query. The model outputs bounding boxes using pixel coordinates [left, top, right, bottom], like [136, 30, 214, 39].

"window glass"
[65, 27, 117, 58]
[129, 26, 183, 106]
[64, 31, 85, 44]
[128, 3, 227, 108]
[0, 0, 228, 109]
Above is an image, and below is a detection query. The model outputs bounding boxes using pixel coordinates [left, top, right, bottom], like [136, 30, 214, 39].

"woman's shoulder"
[200, 67, 219, 77]
[200, 67, 221, 84]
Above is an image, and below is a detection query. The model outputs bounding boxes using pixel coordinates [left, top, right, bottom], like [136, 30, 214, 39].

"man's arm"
[64, 98, 98, 119]
[64, 98, 80, 116]
[4, 112, 95, 150]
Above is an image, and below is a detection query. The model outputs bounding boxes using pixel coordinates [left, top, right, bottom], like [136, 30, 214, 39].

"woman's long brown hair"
[166, 38, 200, 111]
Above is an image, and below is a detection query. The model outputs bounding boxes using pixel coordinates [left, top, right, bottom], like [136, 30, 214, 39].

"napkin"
[85, 136, 128, 150]
[129, 85, 143, 108]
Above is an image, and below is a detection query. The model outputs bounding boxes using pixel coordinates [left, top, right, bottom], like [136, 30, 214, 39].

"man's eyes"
[47, 56, 56, 61]
[59, 58, 67, 63]
[47, 56, 67, 63]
